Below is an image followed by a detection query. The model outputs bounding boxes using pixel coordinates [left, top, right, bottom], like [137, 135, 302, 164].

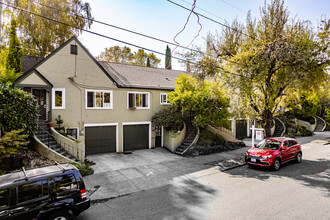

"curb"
[90, 192, 133, 205]
[220, 163, 246, 172]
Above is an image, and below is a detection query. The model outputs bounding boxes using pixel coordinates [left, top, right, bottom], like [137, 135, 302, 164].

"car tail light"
[80, 189, 87, 201]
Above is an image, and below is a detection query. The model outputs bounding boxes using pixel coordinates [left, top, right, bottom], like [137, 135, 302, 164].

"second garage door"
[85, 126, 117, 155]
[123, 124, 149, 151]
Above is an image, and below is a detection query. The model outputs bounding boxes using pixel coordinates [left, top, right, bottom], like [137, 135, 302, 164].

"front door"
[32, 89, 47, 121]
[155, 126, 162, 147]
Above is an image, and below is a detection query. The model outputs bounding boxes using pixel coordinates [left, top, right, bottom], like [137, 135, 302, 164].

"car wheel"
[296, 152, 302, 163]
[48, 210, 73, 220]
[272, 158, 281, 171]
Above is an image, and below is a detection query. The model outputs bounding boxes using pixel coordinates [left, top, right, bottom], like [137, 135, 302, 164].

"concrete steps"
[174, 119, 198, 155]
[315, 116, 326, 132]
[273, 118, 285, 137]
[35, 122, 80, 163]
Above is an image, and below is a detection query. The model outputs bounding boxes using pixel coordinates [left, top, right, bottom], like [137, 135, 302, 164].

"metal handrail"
[36, 127, 83, 162]
[275, 117, 286, 137]
[175, 121, 199, 155]
[315, 116, 327, 132]
[181, 126, 200, 155]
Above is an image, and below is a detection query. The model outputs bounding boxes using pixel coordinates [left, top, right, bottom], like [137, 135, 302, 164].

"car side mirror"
[281, 147, 287, 151]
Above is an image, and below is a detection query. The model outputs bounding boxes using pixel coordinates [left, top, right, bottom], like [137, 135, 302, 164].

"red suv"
[245, 137, 302, 171]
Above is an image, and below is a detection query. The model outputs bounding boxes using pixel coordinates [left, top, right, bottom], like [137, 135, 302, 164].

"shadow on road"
[225, 158, 330, 197]
[166, 176, 218, 220]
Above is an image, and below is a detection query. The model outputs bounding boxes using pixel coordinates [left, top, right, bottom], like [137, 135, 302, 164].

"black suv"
[0, 163, 90, 220]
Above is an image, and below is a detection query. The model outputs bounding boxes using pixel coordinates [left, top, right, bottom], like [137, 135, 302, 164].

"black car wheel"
[272, 158, 281, 171]
[48, 210, 73, 220]
[296, 152, 302, 163]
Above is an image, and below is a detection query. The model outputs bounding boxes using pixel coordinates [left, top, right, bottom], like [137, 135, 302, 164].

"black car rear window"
[54, 174, 78, 194]
[18, 181, 43, 204]
[0, 189, 10, 209]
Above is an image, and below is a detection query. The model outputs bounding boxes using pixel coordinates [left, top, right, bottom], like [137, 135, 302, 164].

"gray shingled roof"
[99, 61, 186, 90]
[21, 55, 44, 73]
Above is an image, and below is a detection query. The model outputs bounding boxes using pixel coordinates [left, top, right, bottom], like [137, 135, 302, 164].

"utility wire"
[24, 0, 217, 59]
[172, 0, 202, 54]
[166, 0, 249, 37]
[25, 0, 239, 66]
[0, 1, 248, 78]
[220, 0, 246, 14]
[180, 0, 226, 22]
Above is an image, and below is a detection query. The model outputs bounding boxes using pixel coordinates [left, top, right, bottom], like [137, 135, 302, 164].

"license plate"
[251, 158, 256, 162]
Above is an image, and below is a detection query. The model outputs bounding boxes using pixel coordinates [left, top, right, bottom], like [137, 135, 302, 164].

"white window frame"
[85, 89, 113, 109]
[52, 88, 65, 109]
[160, 93, 170, 105]
[127, 91, 150, 109]
[65, 127, 79, 140]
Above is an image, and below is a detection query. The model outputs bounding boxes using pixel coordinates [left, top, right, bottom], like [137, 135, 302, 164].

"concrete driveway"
[83, 146, 249, 202]
[86, 147, 181, 174]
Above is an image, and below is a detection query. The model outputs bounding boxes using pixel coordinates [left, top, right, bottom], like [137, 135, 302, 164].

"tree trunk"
[262, 109, 273, 137]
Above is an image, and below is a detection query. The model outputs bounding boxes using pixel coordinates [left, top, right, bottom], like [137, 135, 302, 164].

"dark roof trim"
[20, 36, 117, 86]
[117, 84, 175, 91]
[72, 36, 118, 86]
[14, 69, 53, 88]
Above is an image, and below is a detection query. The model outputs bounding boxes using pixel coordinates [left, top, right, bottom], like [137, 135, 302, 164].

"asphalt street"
[77, 132, 330, 220]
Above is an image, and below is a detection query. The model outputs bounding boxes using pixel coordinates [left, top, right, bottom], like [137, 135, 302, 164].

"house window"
[128, 92, 150, 109]
[70, 45, 78, 55]
[52, 88, 65, 109]
[160, 93, 170, 105]
[85, 90, 113, 109]
[66, 128, 79, 140]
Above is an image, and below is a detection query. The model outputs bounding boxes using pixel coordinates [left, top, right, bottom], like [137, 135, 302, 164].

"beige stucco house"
[14, 36, 186, 156]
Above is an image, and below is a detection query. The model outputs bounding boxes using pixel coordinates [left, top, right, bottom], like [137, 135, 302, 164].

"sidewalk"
[84, 131, 329, 203]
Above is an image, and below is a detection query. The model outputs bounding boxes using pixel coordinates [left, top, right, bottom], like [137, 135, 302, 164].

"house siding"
[35, 38, 171, 153]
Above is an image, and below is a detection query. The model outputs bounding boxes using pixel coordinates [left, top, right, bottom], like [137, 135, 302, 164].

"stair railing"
[36, 127, 83, 162]
[315, 116, 327, 132]
[275, 117, 286, 137]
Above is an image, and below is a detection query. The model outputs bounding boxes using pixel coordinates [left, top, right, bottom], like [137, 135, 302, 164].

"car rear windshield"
[256, 140, 281, 150]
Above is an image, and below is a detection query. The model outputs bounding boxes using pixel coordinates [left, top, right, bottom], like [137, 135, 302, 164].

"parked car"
[0, 163, 90, 220]
[245, 137, 302, 171]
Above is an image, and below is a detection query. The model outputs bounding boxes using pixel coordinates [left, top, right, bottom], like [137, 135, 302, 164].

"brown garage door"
[123, 124, 149, 151]
[85, 126, 116, 155]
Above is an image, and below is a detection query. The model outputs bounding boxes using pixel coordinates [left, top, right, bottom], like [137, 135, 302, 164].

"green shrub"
[72, 163, 94, 176]
[325, 108, 330, 128]
[197, 129, 226, 146]
[0, 83, 38, 136]
[295, 125, 313, 136]
[0, 129, 29, 159]
[152, 105, 183, 132]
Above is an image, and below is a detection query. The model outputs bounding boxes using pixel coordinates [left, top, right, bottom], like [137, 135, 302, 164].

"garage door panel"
[85, 126, 116, 155]
[123, 124, 149, 151]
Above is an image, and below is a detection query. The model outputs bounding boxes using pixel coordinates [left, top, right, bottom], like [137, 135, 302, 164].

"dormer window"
[70, 45, 78, 55]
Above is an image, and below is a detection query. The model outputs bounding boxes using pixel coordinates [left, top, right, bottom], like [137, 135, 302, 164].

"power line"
[172, 0, 202, 54]
[24, 0, 217, 60]
[220, 0, 246, 14]
[0, 1, 247, 78]
[24, 0, 239, 66]
[180, 0, 226, 22]
[166, 0, 248, 37]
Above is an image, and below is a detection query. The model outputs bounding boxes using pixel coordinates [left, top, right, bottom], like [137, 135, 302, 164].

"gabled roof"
[14, 69, 53, 89]
[99, 61, 186, 90]
[21, 55, 44, 73]
[17, 36, 186, 91]
[17, 36, 117, 85]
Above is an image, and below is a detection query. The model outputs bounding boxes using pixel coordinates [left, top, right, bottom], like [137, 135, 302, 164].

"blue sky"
[79, 0, 330, 70]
